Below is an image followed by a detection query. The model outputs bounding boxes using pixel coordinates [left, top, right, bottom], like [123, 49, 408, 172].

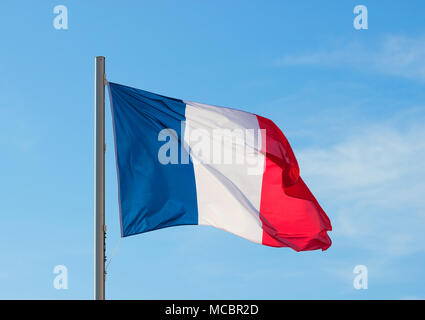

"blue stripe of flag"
[108, 82, 198, 237]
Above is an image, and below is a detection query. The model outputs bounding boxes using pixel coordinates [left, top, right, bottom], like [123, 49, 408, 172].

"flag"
[108, 82, 332, 251]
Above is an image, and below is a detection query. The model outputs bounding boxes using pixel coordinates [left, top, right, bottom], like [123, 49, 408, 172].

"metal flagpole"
[94, 56, 106, 300]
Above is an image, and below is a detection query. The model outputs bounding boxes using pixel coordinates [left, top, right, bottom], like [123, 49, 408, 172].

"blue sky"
[0, 0, 424, 299]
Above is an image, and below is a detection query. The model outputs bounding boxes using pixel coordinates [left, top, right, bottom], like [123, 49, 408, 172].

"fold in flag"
[108, 82, 332, 251]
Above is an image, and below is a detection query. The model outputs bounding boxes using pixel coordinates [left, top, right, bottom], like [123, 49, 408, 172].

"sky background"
[0, 0, 424, 299]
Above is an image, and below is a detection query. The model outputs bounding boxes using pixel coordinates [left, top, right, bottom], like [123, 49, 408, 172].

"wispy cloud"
[297, 111, 425, 256]
[276, 35, 425, 81]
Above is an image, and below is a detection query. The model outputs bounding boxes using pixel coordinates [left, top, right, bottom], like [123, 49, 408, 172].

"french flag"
[108, 82, 332, 251]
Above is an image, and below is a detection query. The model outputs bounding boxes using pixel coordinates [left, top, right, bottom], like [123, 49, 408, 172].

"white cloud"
[297, 114, 425, 256]
[277, 35, 425, 81]
[300, 123, 425, 206]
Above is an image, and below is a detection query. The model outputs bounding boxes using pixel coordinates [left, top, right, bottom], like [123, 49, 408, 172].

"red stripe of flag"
[257, 115, 332, 251]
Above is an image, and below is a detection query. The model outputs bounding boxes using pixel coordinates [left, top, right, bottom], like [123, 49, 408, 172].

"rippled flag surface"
[108, 82, 332, 251]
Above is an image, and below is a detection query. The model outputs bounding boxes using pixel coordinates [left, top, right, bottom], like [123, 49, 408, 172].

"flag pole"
[94, 56, 106, 300]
